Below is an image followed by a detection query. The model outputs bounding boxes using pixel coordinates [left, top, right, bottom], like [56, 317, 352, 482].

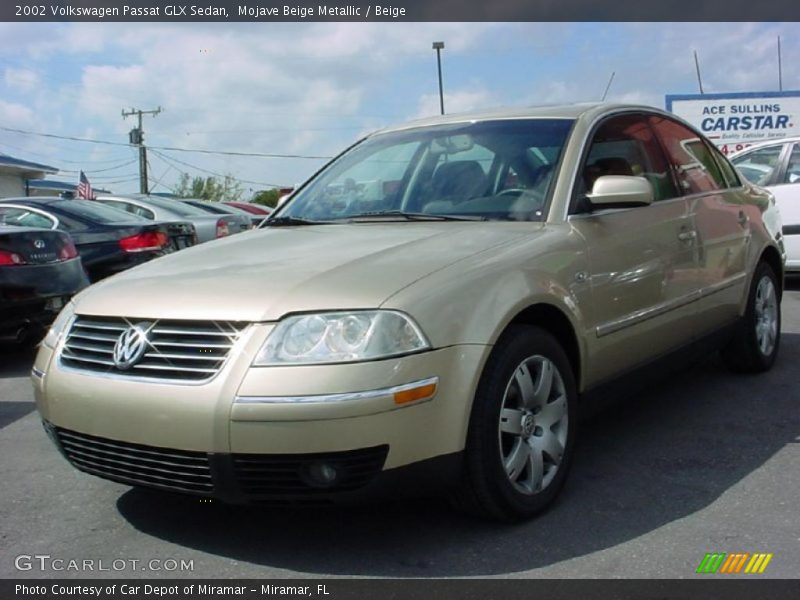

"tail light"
[59, 241, 79, 261]
[0, 250, 26, 266]
[216, 219, 230, 238]
[119, 231, 169, 253]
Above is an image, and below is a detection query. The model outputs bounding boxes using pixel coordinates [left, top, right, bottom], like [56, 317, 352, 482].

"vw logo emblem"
[33, 239, 46, 249]
[112, 323, 151, 370]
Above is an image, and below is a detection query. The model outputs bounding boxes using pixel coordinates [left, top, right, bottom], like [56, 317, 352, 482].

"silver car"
[94, 194, 243, 243]
[178, 199, 255, 231]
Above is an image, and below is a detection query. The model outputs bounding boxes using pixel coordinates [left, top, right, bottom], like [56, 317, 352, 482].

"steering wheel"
[497, 188, 527, 197]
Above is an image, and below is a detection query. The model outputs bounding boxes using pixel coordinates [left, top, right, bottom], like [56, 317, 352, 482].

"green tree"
[251, 188, 282, 208]
[172, 173, 244, 201]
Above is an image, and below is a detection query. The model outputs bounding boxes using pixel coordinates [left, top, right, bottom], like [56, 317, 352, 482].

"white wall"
[0, 174, 25, 198]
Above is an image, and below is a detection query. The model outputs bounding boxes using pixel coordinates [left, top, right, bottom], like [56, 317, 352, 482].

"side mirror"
[587, 175, 653, 208]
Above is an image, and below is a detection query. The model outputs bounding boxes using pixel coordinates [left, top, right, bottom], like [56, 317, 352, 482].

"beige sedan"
[32, 104, 784, 520]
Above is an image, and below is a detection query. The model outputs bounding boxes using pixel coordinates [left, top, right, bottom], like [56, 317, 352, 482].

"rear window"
[52, 200, 149, 224]
[142, 196, 214, 217]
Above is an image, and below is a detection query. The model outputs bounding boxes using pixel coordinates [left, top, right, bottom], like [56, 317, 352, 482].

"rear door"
[568, 113, 697, 384]
[649, 115, 750, 334]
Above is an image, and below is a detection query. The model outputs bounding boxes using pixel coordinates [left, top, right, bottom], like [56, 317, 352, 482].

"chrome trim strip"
[699, 272, 747, 297]
[596, 292, 700, 337]
[235, 376, 439, 405]
[595, 272, 747, 337]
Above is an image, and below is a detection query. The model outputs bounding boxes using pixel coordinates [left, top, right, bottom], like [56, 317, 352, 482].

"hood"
[74, 222, 533, 322]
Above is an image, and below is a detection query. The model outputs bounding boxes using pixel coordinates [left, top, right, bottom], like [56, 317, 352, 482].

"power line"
[150, 149, 287, 189]
[0, 125, 333, 160]
[56, 159, 140, 175]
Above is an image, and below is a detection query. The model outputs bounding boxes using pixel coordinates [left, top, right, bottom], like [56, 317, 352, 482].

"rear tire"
[721, 262, 781, 373]
[452, 325, 577, 521]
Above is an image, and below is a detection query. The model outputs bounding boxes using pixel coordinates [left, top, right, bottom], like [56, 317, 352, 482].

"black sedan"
[1, 225, 89, 344]
[0, 198, 196, 282]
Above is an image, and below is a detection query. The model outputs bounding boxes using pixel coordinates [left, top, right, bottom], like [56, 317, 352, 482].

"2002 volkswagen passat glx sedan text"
[33, 104, 784, 520]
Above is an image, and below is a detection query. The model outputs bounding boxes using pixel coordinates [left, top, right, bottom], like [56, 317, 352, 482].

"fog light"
[302, 462, 339, 488]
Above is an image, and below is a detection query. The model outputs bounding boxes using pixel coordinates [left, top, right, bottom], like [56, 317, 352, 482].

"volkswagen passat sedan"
[33, 104, 784, 520]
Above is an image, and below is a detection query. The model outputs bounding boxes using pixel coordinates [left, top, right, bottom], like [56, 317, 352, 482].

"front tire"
[453, 325, 577, 521]
[721, 261, 781, 373]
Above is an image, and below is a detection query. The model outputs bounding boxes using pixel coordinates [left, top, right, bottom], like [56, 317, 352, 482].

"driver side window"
[574, 114, 678, 213]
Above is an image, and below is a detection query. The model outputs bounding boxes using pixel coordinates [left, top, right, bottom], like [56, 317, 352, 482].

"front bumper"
[42, 421, 462, 504]
[33, 334, 490, 502]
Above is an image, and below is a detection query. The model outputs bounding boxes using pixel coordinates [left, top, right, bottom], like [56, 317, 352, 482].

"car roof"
[0, 224, 54, 234]
[0, 196, 61, 204]
[371, 102, 667, 136]
[729, 136, 800, 158]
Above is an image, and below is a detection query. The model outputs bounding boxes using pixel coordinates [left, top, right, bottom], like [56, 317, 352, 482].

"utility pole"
[693, 50, 704, 94]
[432, 41, 445, 115]
[122, 106, 162, 194]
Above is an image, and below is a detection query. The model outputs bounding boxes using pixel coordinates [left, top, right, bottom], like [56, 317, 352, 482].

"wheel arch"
[499, 303, 583, 392]
[759, 244, 784, 298]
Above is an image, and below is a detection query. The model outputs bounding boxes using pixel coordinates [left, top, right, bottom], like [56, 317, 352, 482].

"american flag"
[77, 171, 95, 199]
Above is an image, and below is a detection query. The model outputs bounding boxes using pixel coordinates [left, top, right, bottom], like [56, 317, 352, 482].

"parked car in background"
[1, 225, 88, 345]
[223, 201, 272, 218]
[731, 137, 800, 272]
[94, 194, 241, 243]
[0, 198, 196, 282]
[33, 104, 783, 521]
[179, 199, 256, 230]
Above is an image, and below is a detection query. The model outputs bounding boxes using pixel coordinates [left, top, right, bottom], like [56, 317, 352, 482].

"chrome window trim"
[0, 203, 60, 230]
[560, 106, 747, 222]
[235, 376, 439, 405]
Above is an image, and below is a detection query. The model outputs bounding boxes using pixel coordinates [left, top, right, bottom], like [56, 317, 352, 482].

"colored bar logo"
[696, 552, 773, 574]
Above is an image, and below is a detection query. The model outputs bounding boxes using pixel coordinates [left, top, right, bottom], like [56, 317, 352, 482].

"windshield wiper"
[345, 210, 485, 222]
[265, 216, 334, 227]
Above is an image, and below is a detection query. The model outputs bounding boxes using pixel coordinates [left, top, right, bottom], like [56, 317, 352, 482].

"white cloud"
[0, 100, 36, 128]
[2, 22, 798, 195]
[4, 67, 39, 91]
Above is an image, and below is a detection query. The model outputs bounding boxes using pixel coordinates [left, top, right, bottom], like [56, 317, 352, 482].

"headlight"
[42, 302, 75, 350]
[254, 310, 430, 366]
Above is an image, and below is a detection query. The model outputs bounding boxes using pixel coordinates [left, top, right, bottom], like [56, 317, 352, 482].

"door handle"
[677, 229, 697, 242]
[738, 211, 749, 227]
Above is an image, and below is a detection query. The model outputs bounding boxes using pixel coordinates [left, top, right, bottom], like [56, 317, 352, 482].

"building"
[0, 154, 58, 198]
[26, 179, 110, 197]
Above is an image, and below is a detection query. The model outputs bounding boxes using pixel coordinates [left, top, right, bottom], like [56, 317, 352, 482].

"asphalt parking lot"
[1, 284, 798, 580]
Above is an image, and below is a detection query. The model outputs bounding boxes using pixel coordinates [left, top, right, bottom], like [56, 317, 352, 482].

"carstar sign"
[666, 90, 800, 155]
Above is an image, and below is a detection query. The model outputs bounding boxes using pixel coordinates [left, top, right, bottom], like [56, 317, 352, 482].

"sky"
[0, 22, 797, 197]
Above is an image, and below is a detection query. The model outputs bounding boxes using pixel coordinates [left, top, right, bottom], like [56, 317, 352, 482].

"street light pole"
[432, 41, 445, 115]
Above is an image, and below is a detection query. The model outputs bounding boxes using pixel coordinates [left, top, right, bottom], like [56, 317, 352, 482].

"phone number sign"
[666, 91, 800, 155]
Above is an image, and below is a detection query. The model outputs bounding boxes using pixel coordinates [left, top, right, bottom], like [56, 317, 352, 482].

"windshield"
[53, 200, 149, 224]
[279, 119, 573, 222]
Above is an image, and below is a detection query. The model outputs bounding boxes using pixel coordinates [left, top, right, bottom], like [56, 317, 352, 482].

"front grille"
[233, 446, 389, 496]
[54, 427, 213, 494]
[60, 315, 248, 382]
